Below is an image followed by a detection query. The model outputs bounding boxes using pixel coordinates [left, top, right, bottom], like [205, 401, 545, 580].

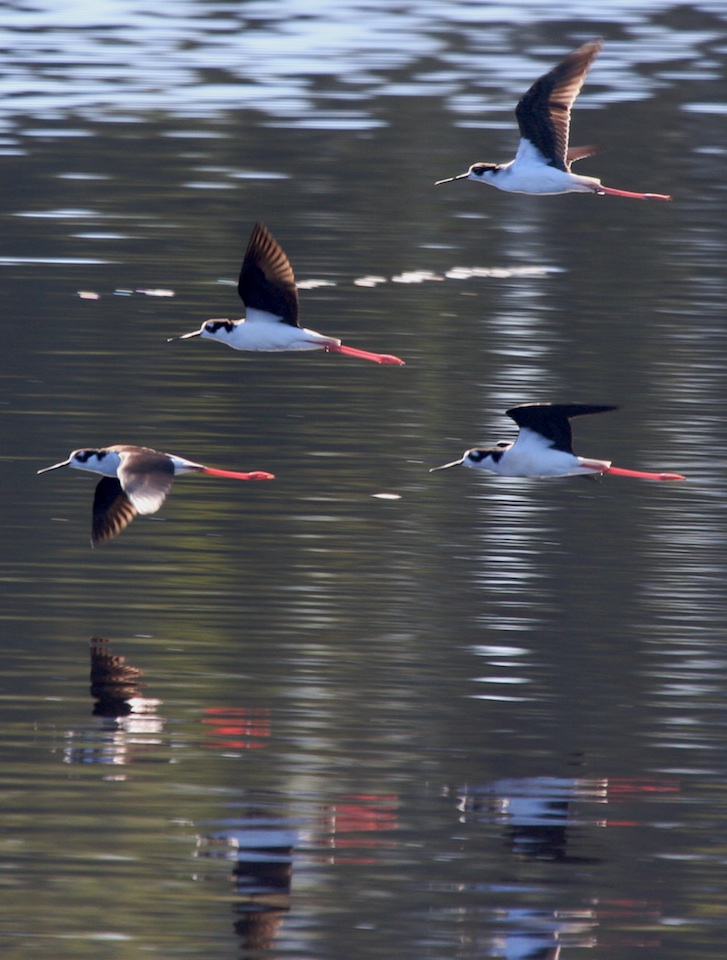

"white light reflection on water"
[637, 490, 727, 774]
[1, 0, 724, 129]
[630, 136, 727, 774]
[454, 253, 567, 703]
[464, 484, 563, 701]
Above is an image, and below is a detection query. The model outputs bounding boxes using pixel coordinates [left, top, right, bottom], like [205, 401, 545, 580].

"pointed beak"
[37, 458, 71, 475]
[429, 458, 465, 473]
[434, 173, 470, 185]
[167, 330, 201, 342]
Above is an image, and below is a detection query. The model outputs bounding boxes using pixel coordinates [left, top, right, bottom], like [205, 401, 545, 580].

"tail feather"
[567, 144, 599, 164]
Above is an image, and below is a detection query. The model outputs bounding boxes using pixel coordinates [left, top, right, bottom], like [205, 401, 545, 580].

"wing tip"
[505, 402, 619, 418]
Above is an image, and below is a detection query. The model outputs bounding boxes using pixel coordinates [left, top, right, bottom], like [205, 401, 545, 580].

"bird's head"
[167, 319, 235, 344]
[435, 163, 500, 185]
[37, 448, 112, 475]
[430, 444, 510, 474]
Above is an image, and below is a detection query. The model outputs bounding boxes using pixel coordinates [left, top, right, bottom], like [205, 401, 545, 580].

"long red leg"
[201, 468, 275, 480]
[597, 185, 672, 201]
[603, 465, 685, 481]
[324, 343, 405, 365]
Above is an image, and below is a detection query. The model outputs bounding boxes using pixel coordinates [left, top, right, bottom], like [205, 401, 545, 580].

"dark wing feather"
[514, 40, 602, 171]
[567, 144, 598, 165]
[90, 637, 144, 705]
[506, 403, 617, 454]
[237, 222, 300, 327]
[92, 476, 138, 546]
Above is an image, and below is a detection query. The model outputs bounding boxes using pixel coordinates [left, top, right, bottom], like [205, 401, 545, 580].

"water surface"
[2, 2, 727, 957]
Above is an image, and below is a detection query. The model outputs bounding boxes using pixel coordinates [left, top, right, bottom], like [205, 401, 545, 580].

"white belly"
[493, 449, 606, 478]
[484, 139, 602, 195]
[488, 165, 600, 196]
[206, 318, 340, 353]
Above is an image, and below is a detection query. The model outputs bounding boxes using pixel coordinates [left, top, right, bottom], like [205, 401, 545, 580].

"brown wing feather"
[90, 637, 145, 704]
[237, 222, 300, 327]
[92, 476, 138, 546]
[117, 450, 175, 515]
[515, 40, 602, 171]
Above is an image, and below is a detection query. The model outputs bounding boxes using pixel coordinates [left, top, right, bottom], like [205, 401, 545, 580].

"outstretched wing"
[92, 477, 138, 546]
[506, 403, 617, 454]
[514, 40, 602, 171]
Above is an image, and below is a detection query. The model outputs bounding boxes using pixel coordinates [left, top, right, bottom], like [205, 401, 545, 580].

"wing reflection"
[196, 813, 296, 955]
[63, 637, 164, 769]
[453, 776, 607, 863]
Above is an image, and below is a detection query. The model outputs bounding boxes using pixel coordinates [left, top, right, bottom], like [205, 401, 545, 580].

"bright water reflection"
[1, 1, 727, 958]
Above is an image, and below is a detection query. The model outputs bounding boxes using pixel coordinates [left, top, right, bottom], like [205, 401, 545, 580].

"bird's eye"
[468, 450, 486, 462]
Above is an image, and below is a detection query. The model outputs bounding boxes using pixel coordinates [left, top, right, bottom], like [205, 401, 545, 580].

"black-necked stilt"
[168, 223, 405, 365]
[37, 444, 274, 545]
[430, 404, 685, 480]
[436, 40, 671, 200]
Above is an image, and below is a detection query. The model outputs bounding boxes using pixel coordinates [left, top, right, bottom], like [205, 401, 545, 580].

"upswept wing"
[514, 40, 602, 171]
[238, 222, 300, 327]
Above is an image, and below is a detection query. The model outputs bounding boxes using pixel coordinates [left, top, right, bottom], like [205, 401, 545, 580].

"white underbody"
[203, 308, 340, 352]
[473, 139, 602, 196]
[467, 428, 610, 477]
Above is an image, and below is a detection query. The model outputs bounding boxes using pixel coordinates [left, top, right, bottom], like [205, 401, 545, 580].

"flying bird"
[430, 404, 685, 480]
[435, 40, 671, 200]
[37, 444, 274, 545]
[168, 222, 405, 365]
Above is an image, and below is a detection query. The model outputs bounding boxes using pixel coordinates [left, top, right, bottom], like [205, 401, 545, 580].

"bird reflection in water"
[63, 638, 164, 769]
[445, 775, 675, 955]
[201, 706, 271, 751]
[90, 636, 145, 716]
[196, 815, 295, 955]
[196, 793, 399, 953]
[452, 774, 679, 861]
[453, 775, 607, 863]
